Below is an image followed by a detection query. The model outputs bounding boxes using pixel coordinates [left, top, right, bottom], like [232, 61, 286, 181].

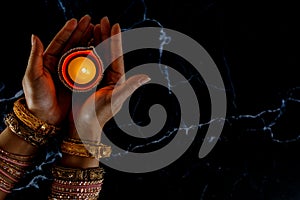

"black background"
[1, 0, 300, 199]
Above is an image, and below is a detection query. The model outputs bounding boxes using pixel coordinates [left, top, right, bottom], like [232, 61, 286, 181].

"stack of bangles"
[0, 149, 34, 193]
[0, 97, 112, 199]
[49, 165, 104, 199]
[48, 138, 112, 199]
[0, 97, 60, 193]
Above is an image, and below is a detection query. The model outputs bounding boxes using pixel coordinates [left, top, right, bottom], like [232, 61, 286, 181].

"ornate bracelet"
[4, 112, 50, 147]
[60, 138, 112, 160]
[13, 97, 61, 136]
[51, 165, 104, 182]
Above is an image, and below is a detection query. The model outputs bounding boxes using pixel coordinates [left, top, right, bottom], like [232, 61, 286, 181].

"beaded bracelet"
[48, 192, 100, 200]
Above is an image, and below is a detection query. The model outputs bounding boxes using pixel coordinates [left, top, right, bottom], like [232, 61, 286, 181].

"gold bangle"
[61, 138, 112, 160]
[4, 112, 50, 147]
[0, 173, 14, 193]
[66, 137, 101, 145]
[51, 165, 104, 182]
[13, 97, 61, 136]
[0, 148, 34, 162]
[0, 159, 26, 181]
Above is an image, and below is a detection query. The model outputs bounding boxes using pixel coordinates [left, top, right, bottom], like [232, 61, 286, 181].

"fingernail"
[84, 14, 91, 21]
[68, 18, 77, 28]
[111, 23, 121, 35]
[31, 34, 36, 46]
[101, 16, 109, 22]
[114, 23, 121, 31]
[139, 76, 151, 86]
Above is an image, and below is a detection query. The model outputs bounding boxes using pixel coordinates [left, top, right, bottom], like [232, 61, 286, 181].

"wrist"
[59, 153, 99, 168]
[0, 127, 37, 156]
[0, 96, 62, 155]
[58, 136, 111, 169]
[25, 95, 62, 126]
[67, 126, 103, 144]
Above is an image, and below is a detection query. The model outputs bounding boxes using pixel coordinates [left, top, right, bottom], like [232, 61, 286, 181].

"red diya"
[58, 46, 104, 92]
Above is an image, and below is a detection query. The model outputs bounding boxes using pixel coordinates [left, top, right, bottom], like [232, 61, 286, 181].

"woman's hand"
[22, 15, 94, 126]
[67, 17, 150, 142]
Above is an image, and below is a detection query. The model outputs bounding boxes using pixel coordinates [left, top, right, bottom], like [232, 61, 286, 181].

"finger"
[100, 16, 111, 41]
[100, 16, 111, 72]
[79, 23, 94, 46]
[93, 24, 102, 46]
[25, 34, 45, 80]
[106, 23, 125, 85]
[43, 18, 77, 74]
[62, 14, 92, 52]
[111, 74, 151, 108]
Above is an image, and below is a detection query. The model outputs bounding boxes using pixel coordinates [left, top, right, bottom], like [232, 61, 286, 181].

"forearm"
[0, 127, 38, 199]
[0, 97, 61, 198]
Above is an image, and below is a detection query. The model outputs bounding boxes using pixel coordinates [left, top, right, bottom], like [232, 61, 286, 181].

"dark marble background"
[1, 0, 300, 199]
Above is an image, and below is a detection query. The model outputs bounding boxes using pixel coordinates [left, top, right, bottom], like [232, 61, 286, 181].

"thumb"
[112, 74, 151, 107]
[25, 34, 44, 79]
